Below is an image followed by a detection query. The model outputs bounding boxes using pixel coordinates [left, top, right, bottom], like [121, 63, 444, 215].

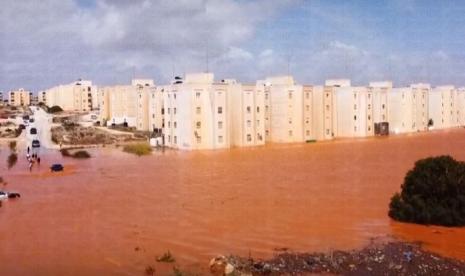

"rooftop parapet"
[325, 79, 351, 87]
[369, 81, 393, 88]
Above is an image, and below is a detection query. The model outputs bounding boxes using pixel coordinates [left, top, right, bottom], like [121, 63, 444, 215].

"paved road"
[25, 107, 59, 150]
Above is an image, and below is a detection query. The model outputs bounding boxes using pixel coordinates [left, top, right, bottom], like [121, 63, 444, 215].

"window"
[326, 93, 329, 98]
[218, 106, 223, 114]
[174, 136, 177, 144]
[196, 92, 201, 98]
[288, 92, 292, 99]
[174, 93, 176, 99]
[354, 94, 357, 99]
[265, 93, 269, 100]
[289, 119, 292, 124]
[196, 107, 201, 114]
[218, 136, 223, 143]
[174, 122, 177, 128]
[256, 106, 260, 113]
[306, 130, 310, 136]
[354, 126, 357, 132]
[354, 115, 357, 121]
[196, 136, 201, 143]
[152, 114, 155, 119]
[368, 104, 371, 110]
[247, 134, 252, 142]
[289, 130, 293, 137]
[168, 121, 171, 128]
[218, 121, 223, 129]
[266, 130, 269, 135]
[306, 92, 310, 99]
[368, 115, 371, 120]
[168, 135, 171, 142]
[306, 105, 310, 111]
[167, 108, 170, 114]
[354, 104, 357, 110]
[247, 120, 251, 127]
[246, 106, 251, 113]
[382, 104, 385, 110]
[174, 108, 176, 114]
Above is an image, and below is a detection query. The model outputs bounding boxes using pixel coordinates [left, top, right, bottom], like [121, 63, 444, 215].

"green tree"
[389, 155, 465, 226]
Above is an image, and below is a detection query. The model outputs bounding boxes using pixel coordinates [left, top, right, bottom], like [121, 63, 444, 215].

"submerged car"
[50, 164, 64, 172]
[30, 127, 37, 135]
[32, 139, 40, 148]
[0, 191, 21, 200]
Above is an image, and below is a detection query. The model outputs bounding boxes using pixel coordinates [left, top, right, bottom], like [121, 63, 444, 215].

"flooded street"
[1, 130, 465, 275]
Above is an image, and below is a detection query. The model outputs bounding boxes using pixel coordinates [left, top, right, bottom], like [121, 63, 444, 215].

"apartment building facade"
[45, 80, 97, 111]
[428, 86, 457, 130]
[262, 76, 305, 143]
[230, 82, 265, 147]
[99, 79, 158, 131]
[9, 88, 32, 106]
[333, 85, 374, 138]
[163, 73, 231, 150]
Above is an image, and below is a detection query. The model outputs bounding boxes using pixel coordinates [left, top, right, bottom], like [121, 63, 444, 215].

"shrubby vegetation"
[60, 148, 91, 159]
[389, 155, 465, 226]
[123, 143, 152, 156]
[47, 105, 63, 113]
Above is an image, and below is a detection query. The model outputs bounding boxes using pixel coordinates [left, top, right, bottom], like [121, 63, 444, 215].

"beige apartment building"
[230, 81, 266, 147]
[457, 87, 465, 126]
[163, 73, 231, 150]
[428, 85, 457, 130]
[99, 79, 158, 131]
[389, 83, 430, 134]
[45, 80, 97, 111]
[311, 85, 336, 140]
[333, 85, 374, 138]
[262, 76, 305, 143]
[369, 82, 391, 134]
[0, 91, 3, 105]
[9, 88, 32, 106]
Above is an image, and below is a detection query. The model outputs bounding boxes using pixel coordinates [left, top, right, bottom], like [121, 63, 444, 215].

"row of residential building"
[4, 73, 465, 150]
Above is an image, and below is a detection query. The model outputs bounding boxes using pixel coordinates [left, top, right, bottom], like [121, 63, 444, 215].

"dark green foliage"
[60, 149, 91, 159]
[48, 105, 63, 113]
[7, 153, 18, 169]
[389, 155, 465, 226]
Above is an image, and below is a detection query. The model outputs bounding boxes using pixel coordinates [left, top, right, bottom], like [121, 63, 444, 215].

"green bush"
[9, 141, 17, 151]
[123, 143, 152, 156]
[389, 155, 465, 226]
[73, 150, 91, 159]
[60, 149, 91, 159]
[48, 105, 63, 113]
[7, 153, 18, 169]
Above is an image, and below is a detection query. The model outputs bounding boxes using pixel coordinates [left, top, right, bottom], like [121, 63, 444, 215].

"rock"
[210, 255, 235, 275]
[210, 255, 227, 275]
[224, 263, 235, 275]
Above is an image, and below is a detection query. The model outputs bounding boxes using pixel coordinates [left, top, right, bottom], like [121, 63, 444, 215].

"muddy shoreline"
[216, 239, 465, 275]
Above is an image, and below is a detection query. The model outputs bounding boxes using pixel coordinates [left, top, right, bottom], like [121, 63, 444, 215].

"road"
[24, 107, 59, 150]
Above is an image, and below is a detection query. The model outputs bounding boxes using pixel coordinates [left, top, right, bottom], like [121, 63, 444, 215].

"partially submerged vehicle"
[50, 164, 64, 172]
[0, 191, 21, 200]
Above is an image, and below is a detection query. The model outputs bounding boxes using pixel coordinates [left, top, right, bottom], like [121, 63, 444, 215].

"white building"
[8, 88, 32, 106]
[262, 76, 305, 143]
[99, 79, 157, 131]
[457, 87, 465, 126]
[428, 85, 457, 130]
[230, 81, 265, 147]
[45, 80, 97, 111]
[333, 85, 373, 138]
[163, 73, 231, 150]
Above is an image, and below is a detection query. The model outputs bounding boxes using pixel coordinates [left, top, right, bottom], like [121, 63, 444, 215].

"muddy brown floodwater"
[1, 129, 465, 275]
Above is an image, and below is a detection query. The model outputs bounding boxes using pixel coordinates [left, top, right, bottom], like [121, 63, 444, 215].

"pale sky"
[1, 0, 465, 92]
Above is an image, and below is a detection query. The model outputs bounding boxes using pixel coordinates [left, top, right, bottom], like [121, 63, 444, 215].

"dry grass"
[123, 142, 152, 156]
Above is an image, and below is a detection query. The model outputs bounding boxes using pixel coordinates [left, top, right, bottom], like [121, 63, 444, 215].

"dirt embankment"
[215, 240, 465, 275]
[51, 122, 148, 146]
